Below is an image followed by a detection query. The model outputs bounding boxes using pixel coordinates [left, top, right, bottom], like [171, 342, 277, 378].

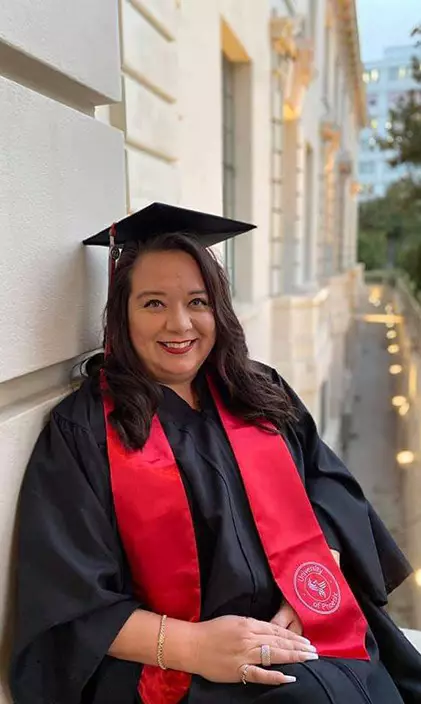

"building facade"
[0, 1, 368, 699]
[358, 44, 421, 201]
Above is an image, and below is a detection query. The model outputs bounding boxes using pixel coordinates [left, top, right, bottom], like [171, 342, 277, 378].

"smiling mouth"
[158, 340, 197, 354]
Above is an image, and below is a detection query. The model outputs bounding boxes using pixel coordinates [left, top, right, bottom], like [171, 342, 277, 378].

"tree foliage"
[358, 180, 421, 275]
[377, 59, 421, 172]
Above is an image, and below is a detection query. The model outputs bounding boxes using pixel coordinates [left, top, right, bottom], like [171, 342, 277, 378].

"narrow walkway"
[344, 285, 413, 627]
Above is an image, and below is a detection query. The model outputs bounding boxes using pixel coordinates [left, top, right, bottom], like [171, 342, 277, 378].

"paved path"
[344, 285, 413, 627]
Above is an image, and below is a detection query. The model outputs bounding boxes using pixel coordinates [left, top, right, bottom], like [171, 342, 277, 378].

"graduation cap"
[83, 202, 256, 249]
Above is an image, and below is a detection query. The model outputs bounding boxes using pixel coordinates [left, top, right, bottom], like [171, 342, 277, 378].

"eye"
[189, 297, 209, 308]
[144, 299, 164, 309]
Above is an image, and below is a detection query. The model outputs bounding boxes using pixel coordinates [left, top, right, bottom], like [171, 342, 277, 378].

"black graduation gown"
[9, 364, 421, 704]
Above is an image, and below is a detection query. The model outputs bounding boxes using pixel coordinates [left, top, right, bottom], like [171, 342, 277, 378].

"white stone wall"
[0, 2, 125, 700]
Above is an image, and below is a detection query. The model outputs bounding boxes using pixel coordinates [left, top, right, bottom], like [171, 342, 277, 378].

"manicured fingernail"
[301, 637, 311, 643]
[305, 653, 319, 660]
[308, 645, 317, 652]
[284, 676, 297, 683]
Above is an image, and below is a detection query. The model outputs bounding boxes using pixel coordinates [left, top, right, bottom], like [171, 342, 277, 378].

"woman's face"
[128, 249, 216, 386]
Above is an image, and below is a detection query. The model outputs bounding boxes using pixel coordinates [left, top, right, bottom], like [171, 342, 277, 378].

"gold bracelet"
[157, 614, 168, 670]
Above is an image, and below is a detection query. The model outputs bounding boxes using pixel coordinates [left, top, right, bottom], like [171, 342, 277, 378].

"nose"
[165, 304, 194, 335]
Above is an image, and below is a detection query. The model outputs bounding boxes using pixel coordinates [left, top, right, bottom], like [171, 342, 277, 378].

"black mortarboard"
[83, 202, 255, 249]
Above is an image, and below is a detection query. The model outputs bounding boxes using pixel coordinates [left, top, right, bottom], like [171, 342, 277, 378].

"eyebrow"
[135, 289, 208, 300]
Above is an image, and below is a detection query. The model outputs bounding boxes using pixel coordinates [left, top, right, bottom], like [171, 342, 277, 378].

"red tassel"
[105, 223, 119, 357]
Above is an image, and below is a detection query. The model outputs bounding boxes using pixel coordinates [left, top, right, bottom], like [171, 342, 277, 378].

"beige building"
[1, 0, 397, 700]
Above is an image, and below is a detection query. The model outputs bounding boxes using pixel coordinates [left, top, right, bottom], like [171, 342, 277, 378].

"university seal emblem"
[293, 562, 341, 615]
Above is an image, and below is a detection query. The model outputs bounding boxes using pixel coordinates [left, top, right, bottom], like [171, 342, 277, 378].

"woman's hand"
[271, 601, 303, 636]
[191, 615, 318, 686]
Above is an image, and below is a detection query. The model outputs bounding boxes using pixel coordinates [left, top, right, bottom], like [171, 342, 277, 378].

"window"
[359, 161, 376, 175]
[222, 56, 236, 288]
[388, 91, 405, 106]
[319, 381, 328, 437]
[360, 184, 374, 196]
[303, 145, 314, 282]
[363, 68, 380, 83]
[309, 0, 318, 36]
[270, 51, 284, 297]
[388, 65, 410, 81]
[323, 19, 331, 99]
[361, 136, 377, 151]
[367, 94, 378, 110]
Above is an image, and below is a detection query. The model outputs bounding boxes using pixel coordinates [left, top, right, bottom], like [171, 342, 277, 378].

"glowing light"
[356, 314, 402, 324]
[388, 344, 399, 354]
[392, 396, 407, 408]
[409, 364, 417, 398]
[415, 569, 421, 587]
[386, 330, 397, 340]
[369, 286, 382, 305]
[396, 451, 414, 466]
[399, 402, 410, 417]
[389, 364, 403, 375]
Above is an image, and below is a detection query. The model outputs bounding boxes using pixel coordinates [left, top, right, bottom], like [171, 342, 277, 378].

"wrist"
[164, 619, 201, 674]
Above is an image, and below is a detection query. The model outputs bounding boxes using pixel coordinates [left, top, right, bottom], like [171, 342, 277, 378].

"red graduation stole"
[104, 381, 369, 704]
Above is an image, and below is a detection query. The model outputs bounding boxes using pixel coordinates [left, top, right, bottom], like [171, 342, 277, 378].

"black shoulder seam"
[51, 409, 93, 436]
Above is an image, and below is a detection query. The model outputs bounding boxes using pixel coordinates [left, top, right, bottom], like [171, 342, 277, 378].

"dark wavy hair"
[95, 232, 296, 449]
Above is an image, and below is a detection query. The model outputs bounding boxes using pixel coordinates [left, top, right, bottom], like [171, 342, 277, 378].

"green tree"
[358, 180, 421, 272]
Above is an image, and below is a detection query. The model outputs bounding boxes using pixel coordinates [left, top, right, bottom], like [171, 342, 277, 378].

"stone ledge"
[402, 628, 421, 653]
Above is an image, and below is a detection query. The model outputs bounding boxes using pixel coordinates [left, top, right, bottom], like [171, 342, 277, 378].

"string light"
[396, 451, 414, 466]
[388, 344, 399, 354]
[389, 364, 402, 375]
[399, 402, 410, 417]
[392, 396, 407, 407]
[386, 330, 397, 340]
[415, 569, 421, 587]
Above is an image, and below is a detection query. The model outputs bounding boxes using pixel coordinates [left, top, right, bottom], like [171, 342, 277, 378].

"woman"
[10, 204, 421, 703]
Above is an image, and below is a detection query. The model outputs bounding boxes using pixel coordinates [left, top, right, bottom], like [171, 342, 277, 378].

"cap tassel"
[108, 223, 120, 289]
[105, 223, 120, 357]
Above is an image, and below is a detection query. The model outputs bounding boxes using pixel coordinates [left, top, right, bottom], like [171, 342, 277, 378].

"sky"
[356, 0, 420, 63]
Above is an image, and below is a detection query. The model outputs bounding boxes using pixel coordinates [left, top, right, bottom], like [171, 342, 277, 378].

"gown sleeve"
[9, 408, 141, 704]
[273, 370, 413, 606]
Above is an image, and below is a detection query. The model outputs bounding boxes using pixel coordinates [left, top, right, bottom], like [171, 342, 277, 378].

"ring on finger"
[260, 644, 271, 667]
[241, 664, 250, 685]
